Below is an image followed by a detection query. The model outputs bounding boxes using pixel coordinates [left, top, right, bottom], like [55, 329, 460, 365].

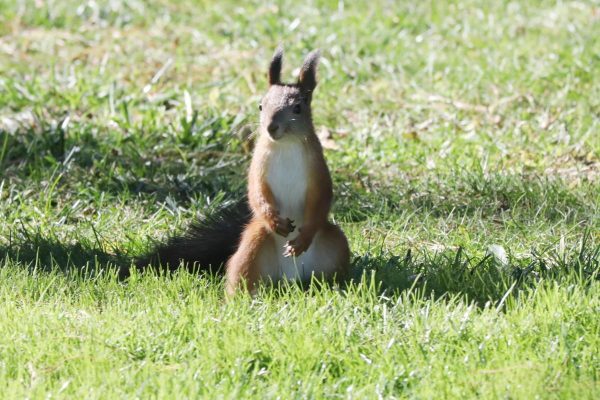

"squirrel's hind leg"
[225, 218, 277, 296]
[301, 222, 350, 284]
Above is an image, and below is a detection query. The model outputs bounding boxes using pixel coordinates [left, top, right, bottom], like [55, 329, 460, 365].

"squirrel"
[126, 48, 350, 295]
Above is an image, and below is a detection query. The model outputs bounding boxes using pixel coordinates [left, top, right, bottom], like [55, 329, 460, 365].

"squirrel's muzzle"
[267, 122, 282, 139]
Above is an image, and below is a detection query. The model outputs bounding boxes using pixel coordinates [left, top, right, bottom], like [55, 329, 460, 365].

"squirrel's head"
[259, 48, 319, 141]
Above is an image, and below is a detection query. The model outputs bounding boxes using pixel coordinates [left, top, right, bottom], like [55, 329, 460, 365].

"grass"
[1, 268, 598, 398]
[0, 0, 599, 398]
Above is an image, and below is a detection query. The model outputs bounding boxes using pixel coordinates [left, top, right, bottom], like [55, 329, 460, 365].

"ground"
[0, 0, 598, 398]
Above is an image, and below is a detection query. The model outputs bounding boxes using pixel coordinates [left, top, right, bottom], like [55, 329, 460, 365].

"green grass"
[1, 0, 599, 398]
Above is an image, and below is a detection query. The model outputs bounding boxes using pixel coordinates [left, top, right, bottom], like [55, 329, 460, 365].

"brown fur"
[225, 218, 271, 295]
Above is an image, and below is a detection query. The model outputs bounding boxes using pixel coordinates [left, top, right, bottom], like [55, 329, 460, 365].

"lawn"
[0, 0, 599, 398]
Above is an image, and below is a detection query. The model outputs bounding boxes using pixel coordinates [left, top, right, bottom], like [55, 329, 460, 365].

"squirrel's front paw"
[271, 215, 295, 237]
[283, 235, 310, 257]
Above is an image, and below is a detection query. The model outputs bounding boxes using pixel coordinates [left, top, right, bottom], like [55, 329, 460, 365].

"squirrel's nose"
[267, 122, 279, 135]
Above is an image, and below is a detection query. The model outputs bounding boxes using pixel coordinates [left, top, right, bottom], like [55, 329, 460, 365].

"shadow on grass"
[3, 122, 596, 223]
[2, 228, 597, 307]
[0, 232, 127, 277]
[0, 114, 248, 204]
[351, 235, 599, 305]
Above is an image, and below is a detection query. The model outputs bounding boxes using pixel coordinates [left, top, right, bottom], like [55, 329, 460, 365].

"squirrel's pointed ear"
[268, 47, 283, 86]
[298, 49, 320, 95]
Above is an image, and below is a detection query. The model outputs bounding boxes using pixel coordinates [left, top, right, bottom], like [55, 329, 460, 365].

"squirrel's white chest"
[266, 141, 308, 222]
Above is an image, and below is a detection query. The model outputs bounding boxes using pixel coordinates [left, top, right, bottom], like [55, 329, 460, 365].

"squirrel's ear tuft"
[298, 49, 320, 95]
[268, 47, 283, 85]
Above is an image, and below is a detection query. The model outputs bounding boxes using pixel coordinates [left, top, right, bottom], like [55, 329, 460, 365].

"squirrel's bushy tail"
[120, 200, 251, 279]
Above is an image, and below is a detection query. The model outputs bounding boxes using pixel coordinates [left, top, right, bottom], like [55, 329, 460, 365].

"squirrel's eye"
[293, 104, 301, 114]
[258, 104, 262, 111]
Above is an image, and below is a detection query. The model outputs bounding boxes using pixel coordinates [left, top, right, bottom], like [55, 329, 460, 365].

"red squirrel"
[128, 48, 349, 294]
[225, 48, 349, 295]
